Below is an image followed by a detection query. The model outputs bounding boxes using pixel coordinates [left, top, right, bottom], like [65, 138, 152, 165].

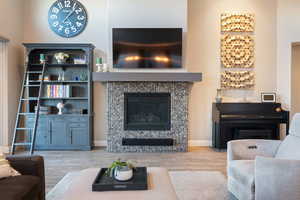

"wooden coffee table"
[61, 167, 178, 200]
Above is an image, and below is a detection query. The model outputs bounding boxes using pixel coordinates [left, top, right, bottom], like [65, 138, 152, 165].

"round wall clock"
[48, 0, 88, 38]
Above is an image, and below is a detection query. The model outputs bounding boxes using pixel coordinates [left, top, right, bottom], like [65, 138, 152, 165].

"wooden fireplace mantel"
[92, 72, 202, 82]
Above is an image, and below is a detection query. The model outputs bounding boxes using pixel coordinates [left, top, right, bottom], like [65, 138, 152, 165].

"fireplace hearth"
[124, 93, 171, 131]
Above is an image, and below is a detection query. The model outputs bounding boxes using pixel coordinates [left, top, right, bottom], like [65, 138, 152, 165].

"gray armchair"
[227, 113, 300, 200]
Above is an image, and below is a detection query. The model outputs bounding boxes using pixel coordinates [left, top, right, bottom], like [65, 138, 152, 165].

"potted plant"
[54, 52, 69, 64]
[106, 159, 135, 181]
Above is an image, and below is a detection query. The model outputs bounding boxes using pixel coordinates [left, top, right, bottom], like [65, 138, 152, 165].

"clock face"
[48, 0, 88, 38]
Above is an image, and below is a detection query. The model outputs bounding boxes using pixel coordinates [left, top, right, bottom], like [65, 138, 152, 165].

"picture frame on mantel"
[261, 92, 276, 103]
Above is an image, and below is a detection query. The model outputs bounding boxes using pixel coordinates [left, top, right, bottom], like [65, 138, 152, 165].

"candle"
[40, 54, 46, 64]
[96, 57, 102, 65]
[102, 64, 108, 72]
[40, 54, 45, 60]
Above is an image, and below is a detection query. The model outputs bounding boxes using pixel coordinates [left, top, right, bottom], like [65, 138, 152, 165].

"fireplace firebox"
[124, 93, 171, 131]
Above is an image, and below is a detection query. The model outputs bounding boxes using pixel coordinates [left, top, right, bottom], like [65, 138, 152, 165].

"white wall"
[109, 0, 187, 29]
[22, 0, 278, 144]
[291, 45, 300, 117]
[0, 40, 9, 152]
[277, 0, 300, 113]
[187, 0, 277, 141]
[0, 0, 24, 151]
[23, 0, 188, 142]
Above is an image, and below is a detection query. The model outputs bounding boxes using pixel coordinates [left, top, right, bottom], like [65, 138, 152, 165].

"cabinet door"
[70, 128, 88, 146]
[35, 118, 49, 146]
[49, 120, 69, 146]
[27, 117, 48, 146]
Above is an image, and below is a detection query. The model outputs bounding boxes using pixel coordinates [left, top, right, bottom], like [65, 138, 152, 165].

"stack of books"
[46, 85, 71, 98]
[34, 106, 50, 114]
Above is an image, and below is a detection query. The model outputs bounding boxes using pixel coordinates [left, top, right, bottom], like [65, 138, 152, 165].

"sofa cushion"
[0, 153, 20, 179]
[228, 160, 255, 193]
[0, 175, 40, 200]
[275, 135, 300, 160]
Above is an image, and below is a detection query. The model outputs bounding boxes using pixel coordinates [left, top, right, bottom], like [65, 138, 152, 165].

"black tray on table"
[92, 167, 148, 191]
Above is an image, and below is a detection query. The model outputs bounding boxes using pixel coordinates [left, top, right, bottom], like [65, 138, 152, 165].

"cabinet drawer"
[68, 117, 88, 122]
[69, 123, 87, 128]
[26, 121, 48, 129]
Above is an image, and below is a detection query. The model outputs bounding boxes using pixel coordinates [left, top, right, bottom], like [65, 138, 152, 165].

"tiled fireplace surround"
[93, 72, 202, 152]
[105, 82, 190, 152]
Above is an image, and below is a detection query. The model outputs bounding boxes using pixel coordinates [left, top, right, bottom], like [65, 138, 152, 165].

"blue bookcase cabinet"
[24, 43, 94, 150]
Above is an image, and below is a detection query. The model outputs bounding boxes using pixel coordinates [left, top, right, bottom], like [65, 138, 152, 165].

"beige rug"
[47, 171, 230, 200]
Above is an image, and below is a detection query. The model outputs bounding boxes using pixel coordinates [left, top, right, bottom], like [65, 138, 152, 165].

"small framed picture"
[261, 93, 276, 103]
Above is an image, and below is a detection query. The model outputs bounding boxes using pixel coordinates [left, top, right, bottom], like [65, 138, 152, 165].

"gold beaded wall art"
[221, 34, 254, 68]
[221, 13, 255, 32]
[220, 12, 255, 90]
[221, 70, 255, 89]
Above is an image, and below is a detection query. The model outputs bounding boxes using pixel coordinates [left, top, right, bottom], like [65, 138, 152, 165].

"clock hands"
[63, 6, 76, 23]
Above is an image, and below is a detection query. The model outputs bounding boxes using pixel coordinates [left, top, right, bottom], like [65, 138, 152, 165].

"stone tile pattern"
[105, 82, 191, 152]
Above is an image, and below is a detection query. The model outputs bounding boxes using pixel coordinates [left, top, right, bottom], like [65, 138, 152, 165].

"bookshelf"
[23, 43, 94, 150]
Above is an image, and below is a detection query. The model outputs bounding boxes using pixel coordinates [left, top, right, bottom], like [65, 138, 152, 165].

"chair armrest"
[6, 155, 45, 200]
[227, 139, 281, 161]
[255, 156, 300, 200]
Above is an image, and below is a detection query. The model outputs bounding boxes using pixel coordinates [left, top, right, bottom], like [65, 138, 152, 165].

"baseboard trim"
[94, 140, 108, 147]
[94, 140, 211, 147]
[0, 145, 10, 153]
[189, 140, 212, 147]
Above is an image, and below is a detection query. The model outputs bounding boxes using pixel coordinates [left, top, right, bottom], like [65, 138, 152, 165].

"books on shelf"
[34, 106, 50, 114]
[46, 85, 72, 98]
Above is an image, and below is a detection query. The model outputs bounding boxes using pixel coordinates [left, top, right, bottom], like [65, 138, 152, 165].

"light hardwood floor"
[34, 147, 227, 193]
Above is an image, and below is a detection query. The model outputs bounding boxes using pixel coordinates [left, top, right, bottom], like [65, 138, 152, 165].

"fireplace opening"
[124, 93, 171, 130]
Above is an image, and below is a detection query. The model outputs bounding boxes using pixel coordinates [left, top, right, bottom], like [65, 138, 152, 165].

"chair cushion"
[289, 113, 300, 137]
[228, 160, 255, 193]
[275, 135, 300, 160]
[0, 175, 41, 200]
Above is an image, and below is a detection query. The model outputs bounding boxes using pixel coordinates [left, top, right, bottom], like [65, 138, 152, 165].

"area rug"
[169, 171, 229, 200]
[47, 171, 230, 200]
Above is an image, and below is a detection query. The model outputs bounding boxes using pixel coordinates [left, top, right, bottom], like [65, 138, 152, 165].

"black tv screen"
[113, 28, 182, 69]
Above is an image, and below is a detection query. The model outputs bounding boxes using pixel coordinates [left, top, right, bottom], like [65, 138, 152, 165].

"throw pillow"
[0, 153, 20, 179]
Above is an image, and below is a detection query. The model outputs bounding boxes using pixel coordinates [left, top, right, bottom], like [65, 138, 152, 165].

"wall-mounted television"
[113, 28, 182, 69]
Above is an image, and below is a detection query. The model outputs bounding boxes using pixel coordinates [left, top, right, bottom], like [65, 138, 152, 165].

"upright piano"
[212, 103, 289, 149]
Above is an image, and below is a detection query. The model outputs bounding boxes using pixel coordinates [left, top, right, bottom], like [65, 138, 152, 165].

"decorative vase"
[56, 102, 65, 115]
[102, 64, 109, 72]
[40, 54, 46, 64]
[79, 72, 88, 81]
[113, 166, 133, 182]
[216, 89, 223, 103]
[96, 57, 103, 72]
[96, 64, 109, 72]
[96, 64, 103, 72]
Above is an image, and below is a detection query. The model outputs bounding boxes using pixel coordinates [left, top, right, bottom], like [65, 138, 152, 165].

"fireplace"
[104, 82, 192, 152]
[124, 93, 171, 131]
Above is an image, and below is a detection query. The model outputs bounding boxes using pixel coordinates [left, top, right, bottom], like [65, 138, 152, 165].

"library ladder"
[11, 62, 47, 155]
